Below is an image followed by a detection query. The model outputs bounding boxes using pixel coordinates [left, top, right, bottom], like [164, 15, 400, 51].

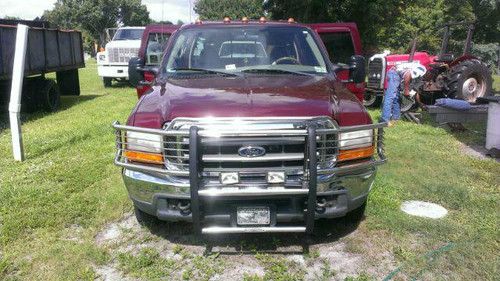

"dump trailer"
[0, 19, 85, 112]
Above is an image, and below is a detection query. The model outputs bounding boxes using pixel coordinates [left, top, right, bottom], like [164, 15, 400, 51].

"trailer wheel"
[42, 80, 61, 112]
[103, 77, 112, 88]
[447, 59, 492, 102]
[363, 92, 381, 107]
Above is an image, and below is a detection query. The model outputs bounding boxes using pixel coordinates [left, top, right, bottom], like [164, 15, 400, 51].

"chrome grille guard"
[113, 118, 387, 178]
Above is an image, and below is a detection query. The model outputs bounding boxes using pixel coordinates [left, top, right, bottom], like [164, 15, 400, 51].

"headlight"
[338, 129, 374, 162]
[124, 131, 163, 164]
[339, 129, 373, 149]
[126, 131, 162, 153]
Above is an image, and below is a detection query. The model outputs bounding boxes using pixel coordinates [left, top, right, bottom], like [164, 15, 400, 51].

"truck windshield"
[164, 26, 329, 75]
[113, 28, 144, 40]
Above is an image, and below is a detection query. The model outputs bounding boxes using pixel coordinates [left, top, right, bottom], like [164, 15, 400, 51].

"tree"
[43, 0, 151, 48]
[264, 0, 405, 53]
[194, 0, 265, 20]
[264, 0, 498, 55]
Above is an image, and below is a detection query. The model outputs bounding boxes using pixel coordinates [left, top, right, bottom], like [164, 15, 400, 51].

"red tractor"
[365, 21, 493, 111]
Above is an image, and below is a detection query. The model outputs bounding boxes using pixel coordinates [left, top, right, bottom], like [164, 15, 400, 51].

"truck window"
[165, 26, 328, 74]
[113, 29, 144, 41]
[319, 32, 355, 64]
[145, 32, 171, 65]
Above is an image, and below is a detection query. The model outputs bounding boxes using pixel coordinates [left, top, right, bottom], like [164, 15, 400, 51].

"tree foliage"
[43, 0, 151, 47]
[265, 0, 499, 55]
[194, 0, 265, 20]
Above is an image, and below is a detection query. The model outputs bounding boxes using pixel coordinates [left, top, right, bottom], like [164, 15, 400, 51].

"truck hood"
[129, 75, 370, 128]
[105, 40, 141, 49]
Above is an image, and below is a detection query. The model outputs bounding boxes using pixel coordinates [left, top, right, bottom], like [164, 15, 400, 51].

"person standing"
[380, 62, 426, 126]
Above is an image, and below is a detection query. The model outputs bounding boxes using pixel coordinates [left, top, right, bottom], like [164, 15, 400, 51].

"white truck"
[97, 26, 145, 87]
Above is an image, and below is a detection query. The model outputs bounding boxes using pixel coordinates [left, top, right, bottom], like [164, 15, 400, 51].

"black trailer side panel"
[0, 25, 85, 81]
[0, 27, 16, 78]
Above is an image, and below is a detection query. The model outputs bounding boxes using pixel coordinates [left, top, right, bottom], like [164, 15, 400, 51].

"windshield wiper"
[168, 68, 240, 77]
[241, 68, 313, 76]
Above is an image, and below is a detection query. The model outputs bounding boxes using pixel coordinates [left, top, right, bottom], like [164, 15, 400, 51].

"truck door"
[135, 25, 179, 98]
[308, 23, 365, 102]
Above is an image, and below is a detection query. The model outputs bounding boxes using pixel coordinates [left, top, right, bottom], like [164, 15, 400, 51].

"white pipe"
[8, 24, 29, 161]
[486, 102, 500, 150]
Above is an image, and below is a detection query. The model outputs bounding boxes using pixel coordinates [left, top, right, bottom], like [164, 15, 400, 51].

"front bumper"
[114, 120, 387, 234]
[97, 65, 129, 79]
[124, 166, 377, 223]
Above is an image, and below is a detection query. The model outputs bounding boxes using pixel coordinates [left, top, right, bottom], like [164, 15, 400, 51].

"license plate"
[236, 207, 270, 225]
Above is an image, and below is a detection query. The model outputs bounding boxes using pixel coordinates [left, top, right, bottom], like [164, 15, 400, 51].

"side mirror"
[128, 57, 143, 87]
[348, 55, 366, 83]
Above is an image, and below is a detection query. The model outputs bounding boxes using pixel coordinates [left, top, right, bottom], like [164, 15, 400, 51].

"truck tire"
[134, 206, 157, 226]
[103, 77, 112, 88]
[345, 202, 366, 224]
[42, 79, 61, 112]
[446, 59, 492, 102]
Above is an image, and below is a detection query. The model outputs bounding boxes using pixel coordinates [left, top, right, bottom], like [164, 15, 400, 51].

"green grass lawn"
[0, 63, 498, 280]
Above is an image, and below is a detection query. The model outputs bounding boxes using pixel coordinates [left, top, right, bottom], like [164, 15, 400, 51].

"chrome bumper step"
[202, 226, 306, 234]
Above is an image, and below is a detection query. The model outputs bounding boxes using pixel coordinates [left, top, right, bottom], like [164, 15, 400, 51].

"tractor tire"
[446, 59, 492, 102]
[103, 77, 112, 88]
[363, 92, 382, 107]
[399, 91, 417, 113]
[41, 79, 61, 112]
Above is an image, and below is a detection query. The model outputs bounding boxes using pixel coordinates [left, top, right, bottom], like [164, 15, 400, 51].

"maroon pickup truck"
[130, 22, 366, 102]
[114, 20, 386, 235]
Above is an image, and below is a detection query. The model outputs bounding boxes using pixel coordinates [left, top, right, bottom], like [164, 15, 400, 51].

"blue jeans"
[381, 69, 401, 122]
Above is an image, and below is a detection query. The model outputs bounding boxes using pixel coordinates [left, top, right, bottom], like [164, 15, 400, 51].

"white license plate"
[237, 207, 270, 225]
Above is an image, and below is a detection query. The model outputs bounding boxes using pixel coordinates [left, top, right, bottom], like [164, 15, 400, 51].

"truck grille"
[107, 47, 139, 63]
[367, 57, 384, 89]
[163, 118, 337, 183]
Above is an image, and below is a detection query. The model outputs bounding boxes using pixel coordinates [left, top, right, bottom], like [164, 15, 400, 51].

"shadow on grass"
[107, 81, 133, 89]
[0, 94, 101, 133]
[140, 215, 363, 255]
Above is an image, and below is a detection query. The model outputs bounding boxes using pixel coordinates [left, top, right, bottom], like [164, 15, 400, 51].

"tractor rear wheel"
[446, 60, 492, 102]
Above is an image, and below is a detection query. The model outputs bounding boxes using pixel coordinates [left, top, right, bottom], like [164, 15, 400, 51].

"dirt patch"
[459, 143, 500, 162]
[93, 213, 398, 280]
[94, 264, 135, 281]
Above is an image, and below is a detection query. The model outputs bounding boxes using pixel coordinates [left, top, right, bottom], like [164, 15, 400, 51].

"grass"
[0, 63, 499, 280]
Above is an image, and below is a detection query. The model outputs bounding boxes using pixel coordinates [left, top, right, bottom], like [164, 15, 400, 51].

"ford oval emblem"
[238, 146, 266, 158]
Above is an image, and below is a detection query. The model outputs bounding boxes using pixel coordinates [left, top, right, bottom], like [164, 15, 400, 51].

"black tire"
[41, 80, 61, 112]
[134, 206, 157, 226]
[103, 77, 112, 88]
[446, 59, 492, 102]
[399, 92, 417, 113]
[345, 202, 366, 224]
[363, 92, 382, 107]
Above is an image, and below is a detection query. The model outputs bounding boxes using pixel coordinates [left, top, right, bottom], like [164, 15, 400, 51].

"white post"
[9, 24, 29, 161]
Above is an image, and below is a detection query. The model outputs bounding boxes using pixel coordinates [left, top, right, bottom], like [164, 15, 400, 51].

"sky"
[0, 0, 195, 23]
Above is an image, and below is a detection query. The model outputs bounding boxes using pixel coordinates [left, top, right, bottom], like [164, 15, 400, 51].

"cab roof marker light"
[259, 16, 267, 23]
[242, 17, 249, 23]
[223, 17, 231, 23]
[288, 18, 295, 23]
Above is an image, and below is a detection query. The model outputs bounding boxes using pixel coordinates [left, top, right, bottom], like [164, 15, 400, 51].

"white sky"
[0, 0, 195, 23]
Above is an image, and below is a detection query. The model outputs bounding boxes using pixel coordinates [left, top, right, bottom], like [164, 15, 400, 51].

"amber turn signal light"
[338, 146, 374, 162]
[124, 150, 163, 164]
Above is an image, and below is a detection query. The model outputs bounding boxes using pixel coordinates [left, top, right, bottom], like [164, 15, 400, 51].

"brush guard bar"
[113, 120, 387, 234]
